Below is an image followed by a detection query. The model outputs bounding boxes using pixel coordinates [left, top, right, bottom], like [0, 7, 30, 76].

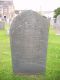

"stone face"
[10, 10, 49, 74]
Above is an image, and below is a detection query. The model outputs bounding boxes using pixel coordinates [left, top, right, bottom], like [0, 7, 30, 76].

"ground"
[0, 24, 60, 80]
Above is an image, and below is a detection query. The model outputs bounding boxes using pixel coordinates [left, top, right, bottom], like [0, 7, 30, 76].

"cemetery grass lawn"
[0, 25, 60, 80]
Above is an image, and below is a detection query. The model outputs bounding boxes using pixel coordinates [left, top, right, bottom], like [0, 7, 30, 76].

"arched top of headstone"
[10, 10, 49, 35]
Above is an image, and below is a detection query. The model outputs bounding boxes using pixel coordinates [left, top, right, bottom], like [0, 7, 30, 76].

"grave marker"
[10, 10, 49, 74]
[0, 21, 5, 29]
[55, 15, 60, 35]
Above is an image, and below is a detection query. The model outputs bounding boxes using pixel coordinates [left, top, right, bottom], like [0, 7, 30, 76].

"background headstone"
[10, 10, 49, 74]
[0, 21, 5, 29]
[55, 15, 60, 35]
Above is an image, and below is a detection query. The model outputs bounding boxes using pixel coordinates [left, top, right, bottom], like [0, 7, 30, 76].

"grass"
[0, 24, 60, 80]
[46, 27, 60, 80]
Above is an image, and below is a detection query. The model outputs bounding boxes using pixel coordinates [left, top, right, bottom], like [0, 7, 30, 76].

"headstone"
[50, 18, 56, 28]
[7, 29, 9, 35]
[55, 15, 60, 35]
[10, 10, 49, 75]
[0, 21, 5, 29]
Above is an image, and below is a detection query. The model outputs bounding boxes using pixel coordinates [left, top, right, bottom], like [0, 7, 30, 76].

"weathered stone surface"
[10, 10, 49, 74]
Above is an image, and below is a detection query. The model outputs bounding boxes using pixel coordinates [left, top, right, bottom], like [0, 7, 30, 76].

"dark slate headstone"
[10, 10, 49, 75]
